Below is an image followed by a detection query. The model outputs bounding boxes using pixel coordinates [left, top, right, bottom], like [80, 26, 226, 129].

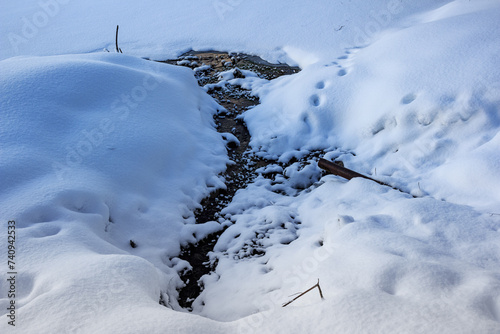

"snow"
[243, 0, 500, 209]
[0, 0, 450, 64]
[0, 52, 231, 332]
[1, 0, 500, 333]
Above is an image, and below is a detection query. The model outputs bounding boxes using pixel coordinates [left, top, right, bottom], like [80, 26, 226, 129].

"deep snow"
[0, 0, 451, 64]
[1, 0, 500, 333]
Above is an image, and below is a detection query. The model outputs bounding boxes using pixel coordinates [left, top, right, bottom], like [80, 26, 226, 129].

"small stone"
[233, 68, 245, 79]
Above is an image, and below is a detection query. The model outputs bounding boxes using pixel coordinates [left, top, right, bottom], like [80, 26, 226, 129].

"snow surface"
[243, 0, 500, 210]
[0, 0, 451, 65]
[1, 0, 500, 333]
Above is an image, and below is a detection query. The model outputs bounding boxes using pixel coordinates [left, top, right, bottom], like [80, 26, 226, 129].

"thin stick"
[115, 25, 122, 53]
[316, 279, 324, 299]
[282, 279, 324, 307]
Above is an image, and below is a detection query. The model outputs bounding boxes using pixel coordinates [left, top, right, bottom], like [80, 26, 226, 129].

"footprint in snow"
[401, 93, 417, 105]
[315, 81, 325, 89]
[310, 94, 321, 107]
[324, 61, 338, 67]
[337, 69, 347, 77]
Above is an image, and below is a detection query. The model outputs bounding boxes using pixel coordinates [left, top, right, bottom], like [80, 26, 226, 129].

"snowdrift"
[244, 0, 500, 211]
[0, 53, 229, 333]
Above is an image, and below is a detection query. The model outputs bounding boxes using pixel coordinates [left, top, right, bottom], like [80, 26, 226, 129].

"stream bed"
[161, 51, 302, 309]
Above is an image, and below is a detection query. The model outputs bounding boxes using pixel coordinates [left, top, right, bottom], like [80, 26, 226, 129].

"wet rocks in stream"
[160, 51, 304, 310]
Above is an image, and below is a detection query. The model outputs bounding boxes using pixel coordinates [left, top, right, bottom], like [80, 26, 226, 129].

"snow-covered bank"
[200, 177, 500, 333]
[0, 53, 231, 332]
[195, 0, 500, 330]
[243, 0, 500, 211]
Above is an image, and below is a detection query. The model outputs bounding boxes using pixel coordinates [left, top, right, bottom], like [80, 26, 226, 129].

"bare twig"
[282, 279, 324, 307]
[316, 280, 324, 299]
[115, 25, 122, 53]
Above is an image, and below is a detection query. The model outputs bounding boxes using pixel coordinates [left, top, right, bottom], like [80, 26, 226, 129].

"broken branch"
[282, 279, 324, 307]
[318, 158, 417, 197]
[318, 158, 384, 185]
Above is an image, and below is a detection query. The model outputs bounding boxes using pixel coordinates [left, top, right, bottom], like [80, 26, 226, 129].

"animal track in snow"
[315, 81, 325, 89]
[337, 69, 347, 76]
[324, 61, 338, 67]
[401, 93, 416, 105]
[378, 265, 405, 295]
[310, 94, 321, 106]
